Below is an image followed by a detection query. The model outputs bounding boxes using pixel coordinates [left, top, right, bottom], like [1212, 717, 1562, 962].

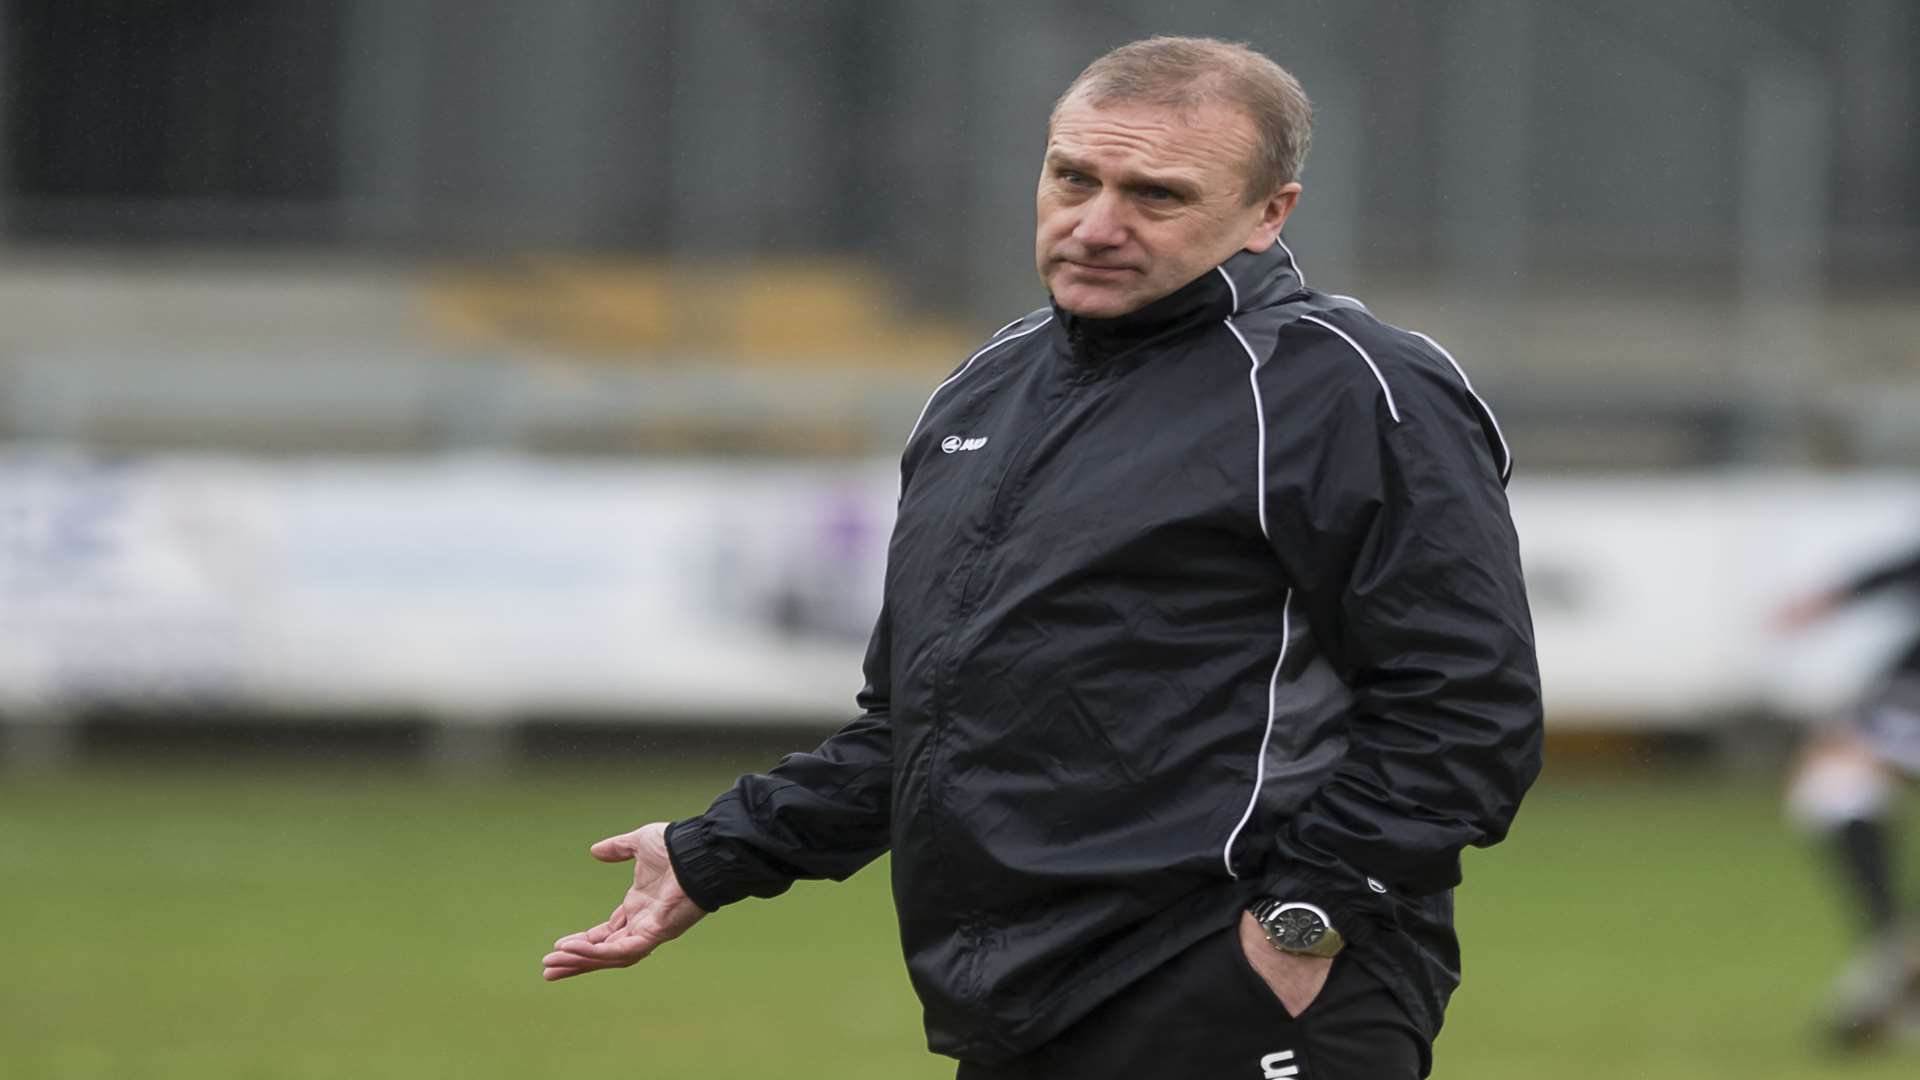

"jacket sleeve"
[1255, 329, 1543, 939]
[661, 329, 1000, 913]
[664, 597, 894, 912]
[1842, 546, 1920, 601]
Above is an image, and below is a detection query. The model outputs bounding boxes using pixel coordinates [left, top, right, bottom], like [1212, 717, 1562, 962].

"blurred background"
[2, 1, 1917, 1078]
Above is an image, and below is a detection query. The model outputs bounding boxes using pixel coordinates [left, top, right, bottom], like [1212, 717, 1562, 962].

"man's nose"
[1071, 192, 1129, 248]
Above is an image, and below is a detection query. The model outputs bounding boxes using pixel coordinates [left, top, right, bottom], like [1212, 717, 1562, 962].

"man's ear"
[1241, 183, 1303, 253]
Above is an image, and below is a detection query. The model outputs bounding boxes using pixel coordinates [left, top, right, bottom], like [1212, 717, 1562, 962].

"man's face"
[1036, 94, 1300, 319]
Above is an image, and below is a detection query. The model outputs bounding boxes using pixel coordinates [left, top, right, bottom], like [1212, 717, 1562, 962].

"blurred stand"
[1, 0, 1918, 770]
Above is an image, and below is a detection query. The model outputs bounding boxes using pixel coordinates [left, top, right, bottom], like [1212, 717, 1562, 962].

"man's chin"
[1051, 285, 1143, 320]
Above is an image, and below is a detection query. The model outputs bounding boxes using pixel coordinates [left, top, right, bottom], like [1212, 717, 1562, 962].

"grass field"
[3, 757, 1918, 1079]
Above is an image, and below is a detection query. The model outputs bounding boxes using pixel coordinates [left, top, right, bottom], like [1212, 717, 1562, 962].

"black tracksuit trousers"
[955, 926, 1429, 1080]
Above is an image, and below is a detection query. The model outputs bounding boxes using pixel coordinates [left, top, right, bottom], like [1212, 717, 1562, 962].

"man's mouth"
[1062, 260, 1135, 277]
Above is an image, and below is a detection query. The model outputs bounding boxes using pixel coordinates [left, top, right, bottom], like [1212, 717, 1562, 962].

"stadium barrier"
[1, 449, 1914, 747]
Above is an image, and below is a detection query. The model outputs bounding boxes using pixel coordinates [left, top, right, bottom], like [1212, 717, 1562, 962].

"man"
[543, 36, 1542, 1079]
[1778, 544, 1920, 1047]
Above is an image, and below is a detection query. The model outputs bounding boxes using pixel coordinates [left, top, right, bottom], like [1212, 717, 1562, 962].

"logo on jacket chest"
[941, 435, 990, 453]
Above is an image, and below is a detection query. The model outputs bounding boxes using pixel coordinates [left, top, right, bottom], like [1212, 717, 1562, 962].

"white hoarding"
[0, 451, 892, 721]
[2, 449, 1915, 729]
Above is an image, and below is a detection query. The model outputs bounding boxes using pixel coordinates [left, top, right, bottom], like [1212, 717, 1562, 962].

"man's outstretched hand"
[542, 822, 709, 981]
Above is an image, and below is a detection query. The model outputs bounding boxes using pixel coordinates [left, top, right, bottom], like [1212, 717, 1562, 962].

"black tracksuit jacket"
[666, 242, 1544, 1065]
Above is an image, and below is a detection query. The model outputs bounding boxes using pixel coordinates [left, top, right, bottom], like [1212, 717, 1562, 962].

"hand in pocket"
[1237, 911, 1334, 1018]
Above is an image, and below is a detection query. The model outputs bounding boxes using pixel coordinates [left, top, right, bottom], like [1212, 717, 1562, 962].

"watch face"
[1271, 907, 1327, 950]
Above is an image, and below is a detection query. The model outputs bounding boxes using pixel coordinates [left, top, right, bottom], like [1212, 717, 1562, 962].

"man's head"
[1035, 37, 1313, 319]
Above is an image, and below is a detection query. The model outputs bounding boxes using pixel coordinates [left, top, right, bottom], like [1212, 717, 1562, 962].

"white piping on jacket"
[1411, 330, 1513, 481]
[1276, 237, 1306, 287]
[1224, 589, 1292, 878]
[904, 317, 1053, 447]
[1224, 312, 1283, 877]
[1319, 299, 1511, 478]
[1300, 314, 1401, 423]
[1224, 317, 1267, 537]
[1215, 266, 1241, 315]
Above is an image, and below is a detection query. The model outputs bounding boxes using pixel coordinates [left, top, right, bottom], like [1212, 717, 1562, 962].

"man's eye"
[1140, 187, 1176, 201]
[1059, 170, 1094, 187]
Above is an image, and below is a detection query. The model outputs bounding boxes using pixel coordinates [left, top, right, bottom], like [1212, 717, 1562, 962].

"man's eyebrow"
[1126, 173, 1199, 197]
[1044, 152, 1200, 195]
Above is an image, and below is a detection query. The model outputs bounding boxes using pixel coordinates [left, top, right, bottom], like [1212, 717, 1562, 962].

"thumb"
[589, 832, 639, 862]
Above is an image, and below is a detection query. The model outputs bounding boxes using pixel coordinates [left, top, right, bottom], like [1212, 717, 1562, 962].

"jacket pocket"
[1222, 923, 1335, 1022]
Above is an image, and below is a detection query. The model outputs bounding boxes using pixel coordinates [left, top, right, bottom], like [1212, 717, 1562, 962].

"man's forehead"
[1052, 87, 1251, 128]
[1046, 97, 1253, 174]
[1052, 93, 1251, 141]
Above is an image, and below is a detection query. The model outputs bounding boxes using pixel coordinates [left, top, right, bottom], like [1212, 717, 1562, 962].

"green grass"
[2, 760, 1916, 1079]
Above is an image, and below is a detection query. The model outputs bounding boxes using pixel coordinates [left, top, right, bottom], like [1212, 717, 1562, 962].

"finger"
[542, 950, 632, 971]
[547, 931, 657, 965]
[547, 939, 648, 965]
[543, 943, 648, 970]
[590, 833, 637, 862]
[553, 924, 612, 950]
[543, 955, 632, 981]
[586, 906, 628, 944]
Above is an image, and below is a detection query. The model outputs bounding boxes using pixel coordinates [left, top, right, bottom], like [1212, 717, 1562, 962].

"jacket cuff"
[664, 816, 746, 913]
[1255, 864, 1391, 948]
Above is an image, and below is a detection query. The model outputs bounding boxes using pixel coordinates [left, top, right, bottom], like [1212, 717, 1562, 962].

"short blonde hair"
[1052, 36, 1313, 202]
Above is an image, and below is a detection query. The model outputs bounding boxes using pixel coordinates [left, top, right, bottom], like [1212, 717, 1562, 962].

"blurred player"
[1778, 543, 1920, 1047]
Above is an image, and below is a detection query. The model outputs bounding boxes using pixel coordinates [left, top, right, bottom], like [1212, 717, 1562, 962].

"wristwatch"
[1248, 898, 1344, 958]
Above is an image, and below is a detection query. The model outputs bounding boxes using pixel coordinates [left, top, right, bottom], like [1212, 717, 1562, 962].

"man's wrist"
[1248, 897, 1345, 958]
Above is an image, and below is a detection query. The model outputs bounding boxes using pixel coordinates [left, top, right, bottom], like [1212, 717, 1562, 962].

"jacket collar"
[1049, 239, 1307, 366]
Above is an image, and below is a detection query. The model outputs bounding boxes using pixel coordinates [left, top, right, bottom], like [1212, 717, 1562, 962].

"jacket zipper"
[920, 355, 1094, 1006]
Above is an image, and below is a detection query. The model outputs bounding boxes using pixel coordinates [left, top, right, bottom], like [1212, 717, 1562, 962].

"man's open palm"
[542, 822, 708, 981]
